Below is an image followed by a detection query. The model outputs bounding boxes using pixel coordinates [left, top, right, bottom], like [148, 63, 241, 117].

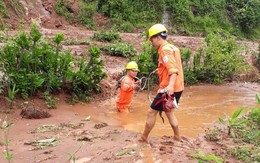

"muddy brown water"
[70, 82, 260, 138]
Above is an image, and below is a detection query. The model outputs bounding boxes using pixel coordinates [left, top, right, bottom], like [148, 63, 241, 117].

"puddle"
[68, 82, 259, 138]
[102, 82, 259, 137]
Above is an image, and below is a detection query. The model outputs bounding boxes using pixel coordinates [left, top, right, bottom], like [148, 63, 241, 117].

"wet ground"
[74, 82, 260, 138]
[0, 82, 259, 163]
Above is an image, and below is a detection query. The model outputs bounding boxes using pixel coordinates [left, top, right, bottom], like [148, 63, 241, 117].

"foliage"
[0, 0, 9, 18]
[7, 0, 25, 16]
[66, 142, 84, 163]
[183, 33, 248, 85]
[230, 145, 260, 163]
[250, 93, 260, 125]
[135, 42, 157, 76]
[1, 117, 14, 163]
[219, 107, 247, 136]
[204, 126, 222, 142]
[63, 37, 92, 45]
[0, 24, 106, 107]
[203, 33, 246, 83]
[77, 1, 97, 29]
[44, 92, 59, 109]
[225, 0, 260, 36]
[5, 83, 19, 109]
[54, 0, 73, 23]
[98, 0, 165, 31]
[93, 29, 121, 42]
[192, 150, 223, 163]
[71, 46, 106, 102]
[101, 42, 137, 58]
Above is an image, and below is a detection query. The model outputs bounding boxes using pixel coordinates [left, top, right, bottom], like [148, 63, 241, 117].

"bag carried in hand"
[162, 93, 178, 112]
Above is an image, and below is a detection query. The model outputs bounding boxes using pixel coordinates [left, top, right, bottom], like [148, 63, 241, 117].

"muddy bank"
[0, 82, 259, 162]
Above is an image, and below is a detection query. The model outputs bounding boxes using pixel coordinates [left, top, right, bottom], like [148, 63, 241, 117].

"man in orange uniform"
[140, 24, 184, 142]
[116, 61, 140, 113]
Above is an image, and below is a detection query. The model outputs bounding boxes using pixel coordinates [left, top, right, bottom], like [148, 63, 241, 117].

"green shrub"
[93, 29, 121, 42]
[101, 42, 137, 57]
[72, 46, 106, 101]
[77, 1, 97, 29]
[136, 42, 157, 76]
[0, 1, 9, 18]
[192, 150, 223, 163]
[120, 21, 134, 33]
[203, 32, 247, 83]
[226, 0, 260, 34]
[98, 0, 165, 30]
[63, 37, 92, 45]
[230, 146, 260, 163]
[54, 0, 73, 23]
[7, 0, 25, 16]
[0, 24, 106, 107]
[183, 32, 247, 84]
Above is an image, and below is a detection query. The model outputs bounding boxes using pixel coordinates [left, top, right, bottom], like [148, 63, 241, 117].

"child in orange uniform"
[116, 61, 140, 113]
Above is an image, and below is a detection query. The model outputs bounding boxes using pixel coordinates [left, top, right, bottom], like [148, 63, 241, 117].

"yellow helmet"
[126, 61, 139, 72]
[148, 24, 168, 41]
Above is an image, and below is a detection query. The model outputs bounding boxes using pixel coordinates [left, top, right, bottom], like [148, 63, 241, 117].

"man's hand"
[165, 85, 174, 95]
[134, 80, 141, 88]
[152, 69, 158, 74]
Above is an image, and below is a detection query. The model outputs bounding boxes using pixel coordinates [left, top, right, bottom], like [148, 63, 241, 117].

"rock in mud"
[20, 105, 51, 119]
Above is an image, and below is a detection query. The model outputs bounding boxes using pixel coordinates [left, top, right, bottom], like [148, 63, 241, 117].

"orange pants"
[116, 104, 130, 113]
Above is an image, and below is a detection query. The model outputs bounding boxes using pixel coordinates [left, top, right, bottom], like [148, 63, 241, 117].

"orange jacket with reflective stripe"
[116, 75, 135, 107]
[157, 42, 184, 93]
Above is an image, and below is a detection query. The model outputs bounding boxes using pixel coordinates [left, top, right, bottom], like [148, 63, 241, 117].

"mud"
[0, 82, 259, 163]
[1, 0, 259, 162]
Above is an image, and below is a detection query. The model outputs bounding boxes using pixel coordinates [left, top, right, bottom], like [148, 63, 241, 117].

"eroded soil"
[1, 0, 260, 162]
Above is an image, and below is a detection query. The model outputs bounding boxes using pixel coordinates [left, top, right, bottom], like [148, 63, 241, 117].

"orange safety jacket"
[116, 75, 135, 111]
[157, 42, 184, 93]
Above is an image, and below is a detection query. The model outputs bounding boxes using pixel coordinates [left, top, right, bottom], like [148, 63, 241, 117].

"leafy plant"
[77, 1, 97, 29]
[44, 92, 59, 109]
[72, 46, 106, 101]
[5, 83, 19, 109]
[93, 29, 121, 42]
[183, 32, 248, 85]
[0, 0, 9, 18]
[230, 145, 260, 163]
[192, 150, 223, 163]
[63, 37, 92, 45]
[54, 0, 73, 23]
[7, 0, 25, 16]
[101, 42, 137, 57]
[204, 126, 222, 142]
[219, 108, 247, 137]
[1, 117, 14, 163]
[66, 142, 84, 163]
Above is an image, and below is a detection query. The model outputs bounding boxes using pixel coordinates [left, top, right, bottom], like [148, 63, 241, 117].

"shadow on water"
[101, 82, 259, 138]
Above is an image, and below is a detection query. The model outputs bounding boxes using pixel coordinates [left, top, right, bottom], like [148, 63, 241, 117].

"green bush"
[72, 46, 106, 101]
[226, 0, 260, 34]
[0, 1, 9, 18]
[203, 32, 246, 83]
[0, 24, 106, 107]
[136, 42, 158, 76]
[101, 42, 137, 57]
[54, 0, 73, 23]
[98, 0, 165, 30]
[93, 29, 121, 42]
[77, 1, 97, 29]
[119, 21, 134, 33]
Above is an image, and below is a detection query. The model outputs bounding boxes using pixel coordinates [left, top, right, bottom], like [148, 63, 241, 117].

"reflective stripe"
[157, 42, 184, 93]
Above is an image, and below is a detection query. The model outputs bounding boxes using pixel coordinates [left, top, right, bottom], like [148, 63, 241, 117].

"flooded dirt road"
[84, 82, 259, 138]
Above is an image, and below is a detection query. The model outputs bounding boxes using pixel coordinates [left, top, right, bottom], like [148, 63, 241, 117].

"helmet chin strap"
[160, 32, 168, 37]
